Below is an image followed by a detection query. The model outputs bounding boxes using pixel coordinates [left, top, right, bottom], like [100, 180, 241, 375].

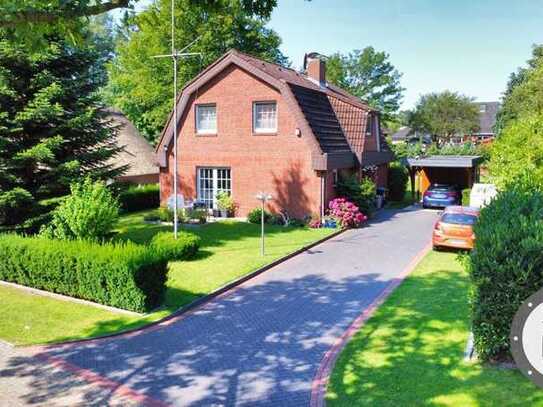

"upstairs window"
[253, 102, 277, 133]
[196, 104, 217, 134]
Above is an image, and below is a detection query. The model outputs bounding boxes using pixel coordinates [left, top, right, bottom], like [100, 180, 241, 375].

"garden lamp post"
[256, 192, 272, 256]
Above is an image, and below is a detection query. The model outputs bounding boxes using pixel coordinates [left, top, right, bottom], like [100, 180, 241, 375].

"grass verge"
[0, 210, 334, 346]
[326, 251, 543, 406]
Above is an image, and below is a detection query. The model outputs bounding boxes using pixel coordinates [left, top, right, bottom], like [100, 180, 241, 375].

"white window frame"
[253, 101, 278, 134]
[197, 167, 231, 210]
[195, 104, 217, 135]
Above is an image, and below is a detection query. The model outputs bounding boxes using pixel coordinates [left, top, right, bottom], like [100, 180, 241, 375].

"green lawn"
[0, 211, 334, 346]
[327, 251, 543, 406]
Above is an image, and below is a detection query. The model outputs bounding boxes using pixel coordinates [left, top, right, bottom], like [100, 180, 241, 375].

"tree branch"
[0, 0, 131, 27]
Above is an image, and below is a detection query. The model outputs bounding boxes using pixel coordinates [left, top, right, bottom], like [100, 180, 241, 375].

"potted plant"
[216, 191, 235, 218]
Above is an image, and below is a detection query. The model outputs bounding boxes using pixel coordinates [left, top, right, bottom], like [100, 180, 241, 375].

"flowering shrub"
[328, 198, 367, 228]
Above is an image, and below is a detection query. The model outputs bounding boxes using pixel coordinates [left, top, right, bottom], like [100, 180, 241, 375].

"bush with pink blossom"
[328, 198, 367, 228]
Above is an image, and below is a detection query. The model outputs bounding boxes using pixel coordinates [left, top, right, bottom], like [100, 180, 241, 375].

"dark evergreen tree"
[0, 34, 126, 228]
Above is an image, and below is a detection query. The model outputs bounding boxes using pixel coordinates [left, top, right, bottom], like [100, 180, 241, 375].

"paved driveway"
[0, 207, 437, 406]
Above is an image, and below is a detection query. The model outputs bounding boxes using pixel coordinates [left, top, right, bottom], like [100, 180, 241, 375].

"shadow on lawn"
[327, 266, 543, 406]
[2, 272, 388, 406]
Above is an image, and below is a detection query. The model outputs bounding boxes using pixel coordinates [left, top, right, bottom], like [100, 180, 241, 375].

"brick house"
[156, 50, 394, 219]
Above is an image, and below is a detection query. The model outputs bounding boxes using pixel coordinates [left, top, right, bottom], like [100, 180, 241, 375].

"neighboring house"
[391, 102, 500, 146]
[464, 101, 500, 144]
[390, 126, 432, 145]
[107, 109, 159, 185]
[156, 50, 393, 219]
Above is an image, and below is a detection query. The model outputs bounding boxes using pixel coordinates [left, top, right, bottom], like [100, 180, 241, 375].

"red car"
[432, 206, 480, 250]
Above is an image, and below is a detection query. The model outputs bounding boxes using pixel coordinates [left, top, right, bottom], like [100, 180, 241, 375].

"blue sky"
[126, 0, 543, 109]
[268, 0, 543, 108]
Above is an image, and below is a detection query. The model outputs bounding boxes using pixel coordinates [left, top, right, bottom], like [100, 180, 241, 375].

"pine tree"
[0, 34, 126, 228]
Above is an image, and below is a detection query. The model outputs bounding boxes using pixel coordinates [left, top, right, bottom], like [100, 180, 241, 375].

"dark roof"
[106, 109, 158, 177]
[475, 102, 500, 134]
[407, 155, 482, 168]
[391, 126, 412, 141]
[289, 84, 352, 153]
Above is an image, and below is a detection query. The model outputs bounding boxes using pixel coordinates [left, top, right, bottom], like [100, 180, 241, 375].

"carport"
[406, 155, 482, 199]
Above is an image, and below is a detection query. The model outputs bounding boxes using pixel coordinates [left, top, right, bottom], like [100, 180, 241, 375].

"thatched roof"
[106, 109, 158, 177]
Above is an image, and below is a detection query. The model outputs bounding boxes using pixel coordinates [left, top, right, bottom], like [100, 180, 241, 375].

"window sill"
[196, 132, 218, 137]
[252, 132, 277, 136]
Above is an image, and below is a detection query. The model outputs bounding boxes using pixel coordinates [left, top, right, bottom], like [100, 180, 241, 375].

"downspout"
[320, 172, 325, 221]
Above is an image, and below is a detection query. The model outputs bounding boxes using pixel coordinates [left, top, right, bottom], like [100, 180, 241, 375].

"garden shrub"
[328, 198, 367, 228]
[118, 184, 160, 213]
[387, 162, 408, 201]
[337, 175, 376, 216]
[247, 208, 271, 224]
[150, 231, 201, 261]
[40, 178, 119, 241]
[467, 178, 543, 361]
[0, 234, 168, 312]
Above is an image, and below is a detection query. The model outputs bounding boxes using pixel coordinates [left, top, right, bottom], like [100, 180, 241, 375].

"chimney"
[305, 52, 326, 86]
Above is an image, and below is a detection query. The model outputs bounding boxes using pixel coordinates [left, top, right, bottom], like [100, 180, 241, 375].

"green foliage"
[216, 191, 235, 212]
[247, 208, 271, 224]
[0, 234, 168, 312]
[387, 162, 408, 201]
[0, 188, 35, 226]
[159, 206, 175, 222]
[150, 231, 200, 261]
[495, 44, 543, 133]
[489, 113, 543, 188]
[0, 34, 126, 227]
[119, 184, 160, 213]
[462, 188, 471, 206]
[40, 179, 120, 241]
[336, 175, 376, 216]
[326, 47, 404, 123]
[467, 179, 543, 361]
[104, 0, 288, 143]
[409, 91, 480, 145]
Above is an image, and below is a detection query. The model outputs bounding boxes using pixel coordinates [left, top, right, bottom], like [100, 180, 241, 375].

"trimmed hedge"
[119, 184, 160, 213]
[467, 180, 543, 361]
[0, 234, 168, 312]
[150, 231, 201, 261]
[247, 208, 271, 224]
[387, 162, 408, 201]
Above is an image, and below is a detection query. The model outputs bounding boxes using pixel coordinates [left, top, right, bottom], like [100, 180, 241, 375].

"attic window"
[196, 104, 217, 134]
[366, 115, 373, 136]
[253, 101, 277, 133]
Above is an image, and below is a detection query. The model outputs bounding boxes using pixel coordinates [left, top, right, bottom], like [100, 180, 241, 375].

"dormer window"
[366, 114, 373, 136]
[253, 101, 277, 133]
[196, 104, 217, 134]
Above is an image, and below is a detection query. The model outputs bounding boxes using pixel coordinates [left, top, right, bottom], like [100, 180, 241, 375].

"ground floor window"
[197, 167, 231, 209]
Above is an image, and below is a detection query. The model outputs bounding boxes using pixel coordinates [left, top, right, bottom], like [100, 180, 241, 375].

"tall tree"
[104, 0, 288, 143]
[0, 34, 125, 228]
[495, 44, 543, 133]
[326, 47, 404, 123]
[408, 91, 480, 145]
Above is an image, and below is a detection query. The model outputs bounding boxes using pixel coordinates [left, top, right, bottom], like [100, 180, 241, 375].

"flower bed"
[328, 198, 367, 228]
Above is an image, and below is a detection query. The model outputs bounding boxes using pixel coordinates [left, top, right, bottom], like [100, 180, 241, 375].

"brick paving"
[0, 207, 437, 406]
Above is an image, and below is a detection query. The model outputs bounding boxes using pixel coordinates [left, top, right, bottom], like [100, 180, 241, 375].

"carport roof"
[406, 155, 482, 168]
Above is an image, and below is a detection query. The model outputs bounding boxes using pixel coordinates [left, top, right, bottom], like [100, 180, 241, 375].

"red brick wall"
[375, 163, 389, 188]
[160, 64, 322, 218]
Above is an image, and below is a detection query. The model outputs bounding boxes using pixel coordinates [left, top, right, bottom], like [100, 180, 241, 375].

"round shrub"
[467, 178, 543, 361]
[247, 208, 271, 224]
[328, 198, 367, 228]
[387, 162, 408, 201]
[150, 231, 201, 261]
[40, 178, 119, 241]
